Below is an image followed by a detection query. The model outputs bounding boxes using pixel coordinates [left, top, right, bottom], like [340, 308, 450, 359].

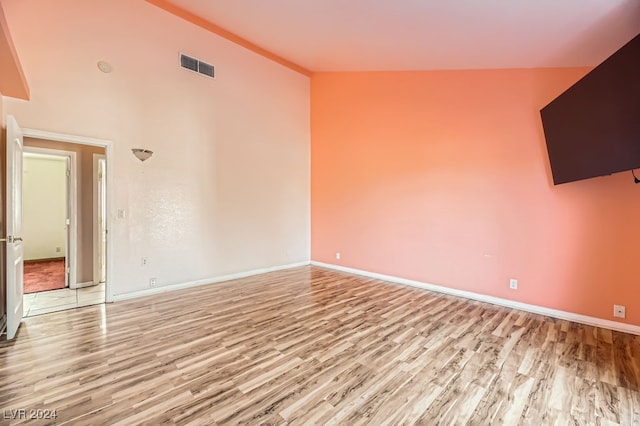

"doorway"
[22, 149, 73, 294]
[20, 134, 109, 317]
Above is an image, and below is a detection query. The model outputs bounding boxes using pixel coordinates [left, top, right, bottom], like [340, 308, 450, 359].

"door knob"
[2, 236, 23, 243]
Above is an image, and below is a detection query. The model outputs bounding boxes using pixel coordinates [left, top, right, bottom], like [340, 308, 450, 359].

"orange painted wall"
[0, 1, 28, 99]
[311, 69, 640, 326]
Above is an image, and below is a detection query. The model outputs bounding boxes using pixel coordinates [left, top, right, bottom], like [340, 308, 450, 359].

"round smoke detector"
[97, 61, 113, 73]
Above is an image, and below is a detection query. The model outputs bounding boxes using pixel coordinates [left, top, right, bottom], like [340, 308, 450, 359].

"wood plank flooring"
[23, 259, 66, 294]
[1, 266, 639, 425]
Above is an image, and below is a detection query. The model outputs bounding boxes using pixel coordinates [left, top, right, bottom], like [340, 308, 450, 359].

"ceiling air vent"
[180, 53, 215, 79]
[198, 61, 215, 78]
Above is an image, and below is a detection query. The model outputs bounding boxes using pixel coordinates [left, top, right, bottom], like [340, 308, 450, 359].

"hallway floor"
[23, 282, 105, 317]
[24, 259, 66, 293]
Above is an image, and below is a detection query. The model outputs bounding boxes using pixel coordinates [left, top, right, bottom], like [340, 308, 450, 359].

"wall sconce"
[132, 149, 153, 162]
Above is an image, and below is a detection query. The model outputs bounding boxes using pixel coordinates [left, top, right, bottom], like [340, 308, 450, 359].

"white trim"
[22, 128, 110, 148]
[104, 143, 114, 303]
[311, 261, 640, 336]
[113, 262, 310, 302]
[23, 146, 77, 290]
[70, 281, 96, 289]
[92, 154, 99, 285]
[22, 128, 114, 303]
[92, 154, 106, 286]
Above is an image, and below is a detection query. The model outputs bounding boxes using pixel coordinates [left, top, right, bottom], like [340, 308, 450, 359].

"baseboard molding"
[70, 281, 96, 290]
[25, 257, 65, 264]
[311, 261, 640, 336]
[113, 261, 311, 302]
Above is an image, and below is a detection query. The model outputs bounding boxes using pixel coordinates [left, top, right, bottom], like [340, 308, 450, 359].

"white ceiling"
[168, 0, 640, 71]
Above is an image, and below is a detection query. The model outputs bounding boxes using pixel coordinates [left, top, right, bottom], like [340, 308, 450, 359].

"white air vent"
[180, 53, 215, 79]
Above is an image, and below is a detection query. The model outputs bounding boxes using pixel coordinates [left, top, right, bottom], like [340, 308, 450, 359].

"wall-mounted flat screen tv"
[540, 32, 640, 185]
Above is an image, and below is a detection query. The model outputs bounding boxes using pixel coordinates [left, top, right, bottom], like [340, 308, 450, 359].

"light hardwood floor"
[1, 266, 639, 425]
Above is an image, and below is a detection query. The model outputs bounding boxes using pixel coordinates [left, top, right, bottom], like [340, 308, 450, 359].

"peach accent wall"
[311, 69, 640, 326]
[0, 2, 28, 99]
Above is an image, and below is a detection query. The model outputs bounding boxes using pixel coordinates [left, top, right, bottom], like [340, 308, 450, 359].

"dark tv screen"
[540, 32, 640, 185]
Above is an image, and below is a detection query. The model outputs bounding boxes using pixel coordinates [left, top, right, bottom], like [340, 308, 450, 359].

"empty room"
[1, 0, 640, 424]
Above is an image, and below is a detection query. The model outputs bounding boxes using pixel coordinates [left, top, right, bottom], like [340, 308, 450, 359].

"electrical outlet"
[509, 278, 518, 290]
[117, 209, 126, 219]
[141, 257, 148, 266]
[149, 278, 157, 288]
[614, 304, 626, 319]
[336, 252, 341, 260]
[56, 247, 61, 253]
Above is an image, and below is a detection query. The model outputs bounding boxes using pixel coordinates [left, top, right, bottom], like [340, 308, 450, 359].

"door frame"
[92, 153, 106, 285]
[22, 147, 77, 289]
[22, 128, 114, 303]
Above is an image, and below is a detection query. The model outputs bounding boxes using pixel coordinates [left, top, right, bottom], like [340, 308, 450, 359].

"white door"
[6, 115, 24, 340]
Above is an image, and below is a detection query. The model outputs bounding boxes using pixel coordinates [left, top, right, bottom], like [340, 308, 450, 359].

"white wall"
[2, 0, 311, 296]
[23, 155, 67, 261]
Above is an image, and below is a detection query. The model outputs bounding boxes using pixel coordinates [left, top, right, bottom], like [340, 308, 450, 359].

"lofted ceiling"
[161, 0, 640, 72]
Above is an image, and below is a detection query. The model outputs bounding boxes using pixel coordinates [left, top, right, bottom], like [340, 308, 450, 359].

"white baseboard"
[311, 261, 640, 336]
[112, 261, 311, 302]
[70, 281, 97, 290]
